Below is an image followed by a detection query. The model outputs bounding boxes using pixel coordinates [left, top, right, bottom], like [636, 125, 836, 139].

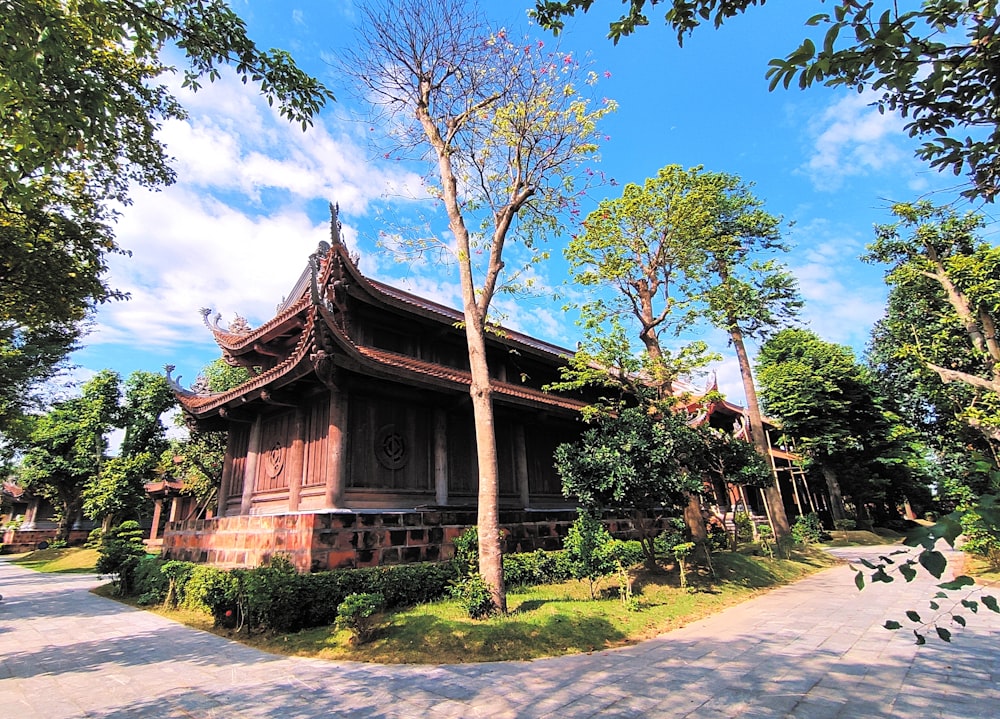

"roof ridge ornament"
[199, 307, 252, 335]
[164, 364, 197, 396]
[329, 202, 343, 247]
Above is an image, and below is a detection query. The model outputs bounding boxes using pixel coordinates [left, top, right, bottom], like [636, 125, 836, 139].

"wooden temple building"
[161, 214, 595, 570]
[158, 212, 826, 571]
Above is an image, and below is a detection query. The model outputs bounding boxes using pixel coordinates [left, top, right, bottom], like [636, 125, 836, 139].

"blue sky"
[69, 0, 996, 406]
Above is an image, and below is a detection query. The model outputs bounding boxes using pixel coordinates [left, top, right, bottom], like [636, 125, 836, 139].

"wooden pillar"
[514, 423, 530, 508]
[216, 433, 236, 517]
[168, 496, 180, 523]
[241, 416, 263, 515]
[325, 390, 347, 508]
[149, 498, 164, 541]
[434, 409, 448, 506]
[287, 408, 306, 512]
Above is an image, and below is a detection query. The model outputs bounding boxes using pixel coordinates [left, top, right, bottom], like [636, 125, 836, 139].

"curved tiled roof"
[365, 278, 574, 360]
[205, 295, 311, 354]
[176, 311, 317, 414]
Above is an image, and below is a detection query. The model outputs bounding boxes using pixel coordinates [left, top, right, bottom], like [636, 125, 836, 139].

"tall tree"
[693, 177, 800, 538]
[0, 0, 333, 434]
[557, 165, 726, 551]
[162, 358, 251, 514]
[18, 370, 121, 541]
[533, 1, 1000, 202]
[83, 371, 176, 529]
[562, 165, 799, 538]
[755, 328, 930, 523]
[348, 0, 614, 612]
[865, 201, 1000, 449]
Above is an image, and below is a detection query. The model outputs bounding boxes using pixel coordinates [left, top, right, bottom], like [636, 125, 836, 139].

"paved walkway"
[1, 547, 997, 718]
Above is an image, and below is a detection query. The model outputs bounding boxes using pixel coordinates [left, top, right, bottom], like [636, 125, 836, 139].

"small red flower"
[225, 609, 233, 617]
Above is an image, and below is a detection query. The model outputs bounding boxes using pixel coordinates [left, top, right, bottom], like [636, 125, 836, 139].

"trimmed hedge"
[128, 542, 642, 634]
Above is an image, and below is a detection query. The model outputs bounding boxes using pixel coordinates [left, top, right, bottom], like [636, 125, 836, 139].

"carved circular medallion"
[265, 440, 285, 477]
[374, 424, 408, 470]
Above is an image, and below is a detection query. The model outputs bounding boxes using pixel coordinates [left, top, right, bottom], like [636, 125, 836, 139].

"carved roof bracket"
[165, 364, 201, 397]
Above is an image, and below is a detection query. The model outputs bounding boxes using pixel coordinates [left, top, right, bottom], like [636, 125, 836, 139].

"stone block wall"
[1, 529, 92, 554]
[159, 508, 670, 572]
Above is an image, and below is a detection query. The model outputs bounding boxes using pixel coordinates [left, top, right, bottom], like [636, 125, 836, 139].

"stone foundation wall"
[1, 529, 92, 554]
[160, 508, 667, 572]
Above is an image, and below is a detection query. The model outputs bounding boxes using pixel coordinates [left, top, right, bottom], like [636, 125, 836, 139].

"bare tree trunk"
[730, 326, 791, 539]
[465, 321, 507, 613]
[415, 89, 507, 614]
[819, 464, 847, 522]
[683, 491, 709, 563]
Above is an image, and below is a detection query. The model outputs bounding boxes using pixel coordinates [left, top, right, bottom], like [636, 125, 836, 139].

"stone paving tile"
[3, 547, 1000, 718]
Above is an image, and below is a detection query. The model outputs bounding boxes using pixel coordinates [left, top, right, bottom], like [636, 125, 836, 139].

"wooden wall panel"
[303, 395, 330, 487]
[526, 423, 576, 496]
[446, 410, 477, 495]
[255, 411, 294, 492]
[226, 424, 250, 502]
[347, 394, 433, 491]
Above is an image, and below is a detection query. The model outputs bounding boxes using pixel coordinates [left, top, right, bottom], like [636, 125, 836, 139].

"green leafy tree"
[0, 0, 333, 430]
[533, 0, 1000, 201]
[564, 510, 617, 598]
[18, 370, 121, 541]
[756, 329, 874, 521]
[349, 0, 615, 613]
[691, 175, 801, 539]
[83, 371, 176, 528]
[558, 165, 798, 545]
[866, 201, 1000, 447]
[758, 328, 934, 524]
[554, 406, 706, 563]
[168, 358, 252, 510]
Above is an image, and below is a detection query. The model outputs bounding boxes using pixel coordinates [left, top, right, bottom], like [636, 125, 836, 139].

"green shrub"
[756, 524, 774, 559]
[133, 556, 169, 605]
[791, 513, 825, 545]
[833, 518, 857, 531]
[672, 541, 695, 589]
[160, 560, 193, 608]
[96, 521, 147, 595]
[336, 592, 386, 644]
[452, 526, 479, 579]
[84, 528, 103, 549]
[503, 548, 574, 587]
[565, 511, 617, 599]
[449, 574, 497, 619]
[48, 538, 68, 550]
[733, 512, 754, 544]
[653, 516, 689, 558]
[960, 506, 1000, 569]
[707, 521, 729, 552]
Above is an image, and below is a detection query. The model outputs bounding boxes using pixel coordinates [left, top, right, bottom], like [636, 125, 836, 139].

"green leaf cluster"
[534, 1, 1000, 201]
[0, 1, 332, 431]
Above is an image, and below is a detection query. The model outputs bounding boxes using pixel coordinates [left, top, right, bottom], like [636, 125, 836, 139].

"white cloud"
[800, 91, 909, 191]
[86, 70, 428, 360]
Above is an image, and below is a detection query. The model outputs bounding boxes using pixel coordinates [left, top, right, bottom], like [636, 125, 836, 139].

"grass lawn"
[7, 547, 99, 573]
[105, 547, 839, 664]
[821, 529, 903, 547]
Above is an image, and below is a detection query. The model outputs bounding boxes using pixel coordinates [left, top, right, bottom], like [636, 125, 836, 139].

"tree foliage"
[0, 0, 332, 432]
[865, 201, 1000, 448]
[533, 0, 1000, 201]
[554, 406, 706, 561]
[757, 328, 932, 522]
[83, 371, 176, 527]
[558, 164, 798, 538]
[348, 0, 614, 612]
[18, 369, 121, 540]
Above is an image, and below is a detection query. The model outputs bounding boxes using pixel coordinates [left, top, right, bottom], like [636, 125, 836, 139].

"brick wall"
[159, 508, 668, 572]
[1, 529, 92, 554]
